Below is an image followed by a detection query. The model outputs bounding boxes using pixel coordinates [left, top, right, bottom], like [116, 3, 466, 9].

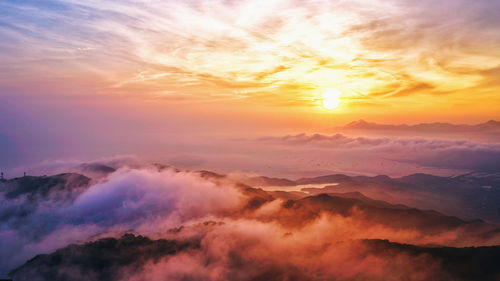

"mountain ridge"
[342, 119, 500, 132]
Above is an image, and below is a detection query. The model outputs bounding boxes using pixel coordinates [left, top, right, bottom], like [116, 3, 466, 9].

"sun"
[322, 88, 342, 110]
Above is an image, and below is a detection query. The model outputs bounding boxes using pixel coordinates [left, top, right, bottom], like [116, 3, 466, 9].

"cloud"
[0, 167, 243, 276]
[1, 0, 499, 103]
[6, 130, 500, 180]
[256, 133, 500, 174]
[3, 164, 500, 280]
[68, 168, 242, 227]
[112, 216, 456, 281]
[6, 155, 140, 178]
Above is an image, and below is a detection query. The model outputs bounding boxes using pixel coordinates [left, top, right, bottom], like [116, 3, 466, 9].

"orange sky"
[1, 0, 500, 171]
[1, 0, 500, 129]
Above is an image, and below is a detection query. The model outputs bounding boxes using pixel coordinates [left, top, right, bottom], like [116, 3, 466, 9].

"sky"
[1, 0, 500, 174]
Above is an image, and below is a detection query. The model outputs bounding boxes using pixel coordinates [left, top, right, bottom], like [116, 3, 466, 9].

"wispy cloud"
[257, 133, 500, 173]
[1, 0, 499, 106]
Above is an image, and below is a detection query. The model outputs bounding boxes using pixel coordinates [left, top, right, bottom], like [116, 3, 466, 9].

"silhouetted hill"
[296, 174, 352, 185]
[279, 194, 495, 236]
[364, 239, 500, 281]
[241, 176, 296, 187]
[3, 169, 500, 281]
[325, 191, 409, 209]
[343, 119, 500, 132]
[197, 170, 225, 180]
[0, 173, 90, 200]
[79, 163, 116, 175]
[334, 119, 500, 142]
[9, 234, 199, 281]
[198, 169, 500, 223]
[292, 172, 500, 223]
[0, 173, 91, 226]
[10, 233, 500, 281]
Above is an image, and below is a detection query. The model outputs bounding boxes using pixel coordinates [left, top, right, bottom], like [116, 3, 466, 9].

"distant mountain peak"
[345, 119, 373, 128]
[349, 119, 368, 125]
[340, 119, 500, 133]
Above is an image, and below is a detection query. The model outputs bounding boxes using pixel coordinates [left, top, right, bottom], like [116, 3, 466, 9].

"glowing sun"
[322, 88, 342, 110]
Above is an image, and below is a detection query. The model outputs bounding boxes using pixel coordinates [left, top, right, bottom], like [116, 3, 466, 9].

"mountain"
[276, 193, 498, 239]
[195, 171, 500, 239]
[362, 239, 500, 281]
[239, 175, 296, 187]
[9, 234, 198, 281]
[235, 171, 500, 223]
[337, 120, 500, 142]
[325, 191, 409, 209]
[303, 172, 500, 223]
[342, 119, 500, 132]
[200, 172, 500, 241]
[0, 173, 91, 226]
[78, 163, 116, 176]
[3, 168, 500, 281]
[10, 234, 500, 281]
[0, 173, 90, 200]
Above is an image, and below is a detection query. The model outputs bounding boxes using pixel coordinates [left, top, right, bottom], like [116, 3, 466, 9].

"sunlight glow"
[322, 88, 342, 110]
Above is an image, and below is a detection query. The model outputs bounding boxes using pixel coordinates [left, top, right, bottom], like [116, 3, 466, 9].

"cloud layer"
[0, 167, 242, 276]
[255, 133, 500, 175]
[3, 166, 500, 280]
[7, 131, 500, 179]
[1, 0, 500, 106]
